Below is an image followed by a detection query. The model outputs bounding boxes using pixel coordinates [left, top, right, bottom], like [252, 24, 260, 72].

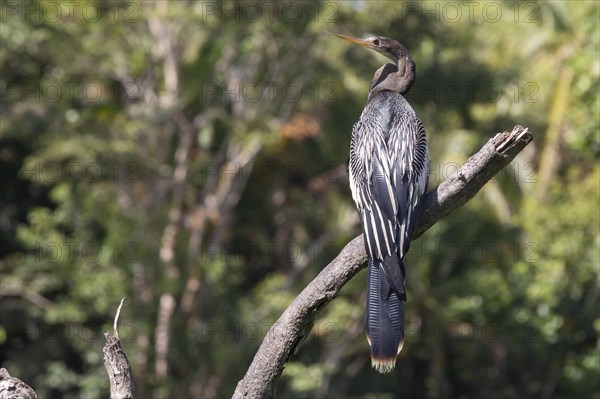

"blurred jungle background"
[1, 1, 598, 398]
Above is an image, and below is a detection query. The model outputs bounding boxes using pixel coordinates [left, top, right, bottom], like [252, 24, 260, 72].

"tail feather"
[365, 257, 405, 373]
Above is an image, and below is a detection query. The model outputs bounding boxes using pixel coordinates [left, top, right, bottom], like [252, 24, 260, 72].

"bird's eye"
[373, 39, 380, 46]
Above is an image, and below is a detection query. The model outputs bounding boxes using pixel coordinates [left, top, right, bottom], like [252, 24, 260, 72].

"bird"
[330, 32, 429, 373]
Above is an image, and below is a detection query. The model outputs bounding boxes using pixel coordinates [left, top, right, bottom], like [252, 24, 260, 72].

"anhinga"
[330, 32, 429, 373]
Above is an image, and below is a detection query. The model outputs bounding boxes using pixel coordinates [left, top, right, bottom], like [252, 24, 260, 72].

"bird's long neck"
[368, 54, 416, 101]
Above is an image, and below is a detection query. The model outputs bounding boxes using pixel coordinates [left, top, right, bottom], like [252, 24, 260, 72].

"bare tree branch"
[0, 368, 37, 399]
[104, 299, 136, 399]
[232, 125, 533, 399]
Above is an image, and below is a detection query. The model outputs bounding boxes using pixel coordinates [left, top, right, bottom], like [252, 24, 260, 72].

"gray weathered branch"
[233, 125, 533, 399]
[0, 368, 37, 399]
[103, 298, 136, 399]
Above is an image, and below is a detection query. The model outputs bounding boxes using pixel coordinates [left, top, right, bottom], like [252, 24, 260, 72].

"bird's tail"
[365, 256, 405, 373]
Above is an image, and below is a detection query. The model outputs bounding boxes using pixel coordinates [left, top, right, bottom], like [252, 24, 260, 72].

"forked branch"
[233, 125, 533, 399]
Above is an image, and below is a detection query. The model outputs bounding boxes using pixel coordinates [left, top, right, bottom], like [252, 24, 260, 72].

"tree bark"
[103, 299, 136, 399]
[232, 125, 533, 399]
[0, 368, 37, 399]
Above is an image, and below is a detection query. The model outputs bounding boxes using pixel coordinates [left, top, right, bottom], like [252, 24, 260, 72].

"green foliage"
[1, 1, 598, 398]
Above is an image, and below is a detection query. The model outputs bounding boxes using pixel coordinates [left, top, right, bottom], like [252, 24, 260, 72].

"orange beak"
[326, 31, 370, 47]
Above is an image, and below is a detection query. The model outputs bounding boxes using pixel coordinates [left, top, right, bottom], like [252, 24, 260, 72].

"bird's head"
[327, 31, 407, 63]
